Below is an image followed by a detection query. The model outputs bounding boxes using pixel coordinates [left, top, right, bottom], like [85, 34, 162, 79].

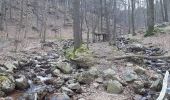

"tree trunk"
[131, 0, 136, 36]
[104, 0, 110, 42]
[73, 0, 82, 50]
[163, 0, 169, 22]
[146, 0, 154, 36]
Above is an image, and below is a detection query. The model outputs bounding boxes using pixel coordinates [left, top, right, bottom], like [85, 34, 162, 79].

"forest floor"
[0, 26, 170, 100]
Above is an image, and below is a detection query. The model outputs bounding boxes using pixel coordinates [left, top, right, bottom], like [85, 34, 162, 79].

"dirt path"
[77, 43, 131, 100]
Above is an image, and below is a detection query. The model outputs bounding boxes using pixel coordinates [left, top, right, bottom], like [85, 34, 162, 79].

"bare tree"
[146, 0, 154, 36]
[73, 0, 82, 50]
[131, 0, 136, 35]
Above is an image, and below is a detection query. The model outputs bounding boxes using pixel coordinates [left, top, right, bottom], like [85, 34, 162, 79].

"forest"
[0, 0, 170, 100]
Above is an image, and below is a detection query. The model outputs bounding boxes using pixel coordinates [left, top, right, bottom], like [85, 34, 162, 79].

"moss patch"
[0, 76, 8, 84]
[144, 28, 163, 37]
[65, 45, 92, 60]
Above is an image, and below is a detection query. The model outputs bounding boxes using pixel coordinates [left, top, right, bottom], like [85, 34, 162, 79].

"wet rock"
[95, 77, 103, 84]
[32, 78, 43, 85]
[18, 93, 37, 100]
[133, 95, 143, 100]
[15, 75, 30, 90]
[45, 78, 64, 88]
[134, 66, 146, 75]
[67, 83, 81, 90]
[123, 70, 138, 82]
[150, 78, 162, 91]
[93, 82, 100, 88]
[45, 69, 52, 74]
[62, 75, 73, 81]
[61, 87, 74, 96]
[0, 91, 5, 97]
[126, 43, 144, 53]
[77, 71, 95, 84]
[126, 62, 133, 67]
[56, 62, 73, 74]
[0, 73, 15, 93]
[52, 69, 61, 77]
[133, 81, 145, 95]
[78, 98, 86, 100]
[103, 68, 116, 80]
[47, 93, 70, 100]
[106, 80, 123, 94]
[4, 62, 17, 72]
[67, 79, 77, 84]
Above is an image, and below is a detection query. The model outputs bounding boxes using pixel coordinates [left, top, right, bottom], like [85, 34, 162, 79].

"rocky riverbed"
[0, 39, 167, 100]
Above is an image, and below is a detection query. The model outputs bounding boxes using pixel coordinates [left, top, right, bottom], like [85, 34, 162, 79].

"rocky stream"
[0, 38, 169, 100]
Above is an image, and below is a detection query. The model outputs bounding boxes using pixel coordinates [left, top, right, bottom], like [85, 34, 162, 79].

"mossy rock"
[144, 28, 163, 37]
[0, 73, 15, 93]
[65, 45, 96, 69]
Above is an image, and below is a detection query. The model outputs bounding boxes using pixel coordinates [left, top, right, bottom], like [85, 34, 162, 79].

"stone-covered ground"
[0, 37, 166, 100]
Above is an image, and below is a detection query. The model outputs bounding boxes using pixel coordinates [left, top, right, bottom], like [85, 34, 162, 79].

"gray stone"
[68, 83, 81, 90]
[150, 78, 162, 91]
[78, 98, 86, 100]
[0, 73, 15, 93]
[134, 66, 146, 75]
[15, 75, 30, 90]
[126, 63, 133, 67]
[71, 53, 96, 69]
[93, 82, 100, 88]
[52, 69, 61, 77]
[0, 91, 5, 97]
[106, 80, 123, 94]
[95, 77, 103, 83]
[103, 68, 116, 80]
[4, 62, 17, 72]
[77, 71, 95, 84]
[88, 67, 101, 78]
[47, 93, 70, 100]
[57, 62, 73, 74]
[61, 87, 74, 96]
[123, 70, 138, 82]
[133, 81, 145, 95]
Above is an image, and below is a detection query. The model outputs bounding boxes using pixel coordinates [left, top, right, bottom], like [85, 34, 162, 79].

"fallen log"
[114, 55, 170, 60]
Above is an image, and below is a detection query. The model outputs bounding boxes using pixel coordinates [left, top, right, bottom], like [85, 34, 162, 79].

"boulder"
[4, 62, 17, 72]
[77, 71, 95, 84]
[67, 83, 81, 90]
[126, 63, 133, 67]
[88, 67, 101, 78]
[18, 93, 38, 100]
[126, 43, 145, 53]
[72, 55, 96, 69]
[56, 62, 73, 74]
[66, 46, 96, 69]
[106, 80, 123, 94]
[133, 81, 146, 95]
[103, 68, 116, 80]
[15, 75, 30, 90]
[150, 78, 162, 91]
[0, 73, 15, 93]
[0, 91, 5, 97]
[61, 87, 74, 96]
[47, 93, 70, 100]
[134, 66, 146, 75]
[52, 69, 61, 77]
[93, 82, 100, 88]
[45, 78, 64, 88]
[95, 77, 104, 84]
[123, 70, 138, 82]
